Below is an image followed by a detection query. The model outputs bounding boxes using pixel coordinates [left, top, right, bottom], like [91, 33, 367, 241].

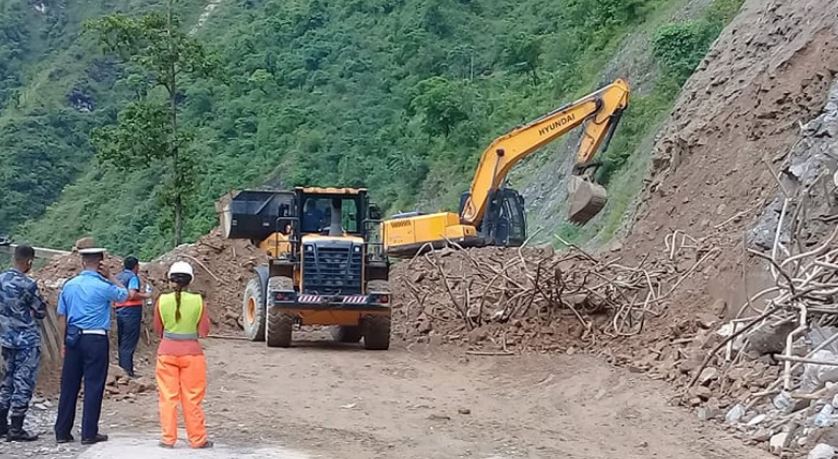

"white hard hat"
[168, 261, 194, 279]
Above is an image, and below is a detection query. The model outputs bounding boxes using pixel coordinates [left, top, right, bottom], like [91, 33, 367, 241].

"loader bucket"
[567, 176, 608, 225]
[219, 190, 295, 240]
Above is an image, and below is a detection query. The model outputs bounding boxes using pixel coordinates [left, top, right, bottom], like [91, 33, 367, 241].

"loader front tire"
[266, 276, 294, 348]
[242, 276, 266, 342]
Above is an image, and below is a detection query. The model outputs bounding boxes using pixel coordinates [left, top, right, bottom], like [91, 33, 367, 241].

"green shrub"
[652, 0, 743, 85]
[652, 21, 715, 85]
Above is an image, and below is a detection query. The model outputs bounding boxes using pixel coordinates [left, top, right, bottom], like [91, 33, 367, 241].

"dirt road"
[1, 334, 768, 459]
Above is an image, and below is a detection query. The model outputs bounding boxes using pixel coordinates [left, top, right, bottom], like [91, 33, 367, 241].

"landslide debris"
[391, 1, 838, 456]
[30, 228, 265, 392]
[625, 0, 838, 323]
[144, 228, 267, 335]
[391, 235, 712, 353]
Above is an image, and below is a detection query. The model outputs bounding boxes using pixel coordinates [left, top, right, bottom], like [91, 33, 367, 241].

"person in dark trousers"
[0, 245, 46, 442]
[54, 239, 128, 445]
[114, 256, 150, 377]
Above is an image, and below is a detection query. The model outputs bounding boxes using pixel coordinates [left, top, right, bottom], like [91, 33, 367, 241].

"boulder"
[770, 432, 789, 454]
[807, 443, 836, 459]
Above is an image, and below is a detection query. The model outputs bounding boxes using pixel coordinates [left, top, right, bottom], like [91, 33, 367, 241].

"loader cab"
[300, 196, 362, 235]
[296, 188, 367, 238]
[459, 187, 527, 248]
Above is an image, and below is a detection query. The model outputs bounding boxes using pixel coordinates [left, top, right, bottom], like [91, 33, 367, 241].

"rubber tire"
[363, 279, 391, 350]
[331, 326, 363, 343]
[363, 314, 391, 350]
[242, 276, 266, 342]
[266, 276, 294, 348]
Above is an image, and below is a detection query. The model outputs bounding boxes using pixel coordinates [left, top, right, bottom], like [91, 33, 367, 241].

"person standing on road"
[54, 240, 128, 445]
[154, 261, 212, 449]
[0, 245, 46, 442]
[114, 256, 150, 377]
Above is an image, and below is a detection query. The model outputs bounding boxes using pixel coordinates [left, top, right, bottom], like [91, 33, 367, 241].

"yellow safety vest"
[158, 291, 203, 339]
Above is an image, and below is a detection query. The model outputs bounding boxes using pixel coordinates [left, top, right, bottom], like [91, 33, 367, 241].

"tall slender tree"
[88, 0, 218, 246]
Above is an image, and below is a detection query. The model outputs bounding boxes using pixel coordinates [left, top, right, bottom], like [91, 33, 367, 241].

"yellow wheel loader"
[220, 187, 391, 349]
[382, 79, 631, 257]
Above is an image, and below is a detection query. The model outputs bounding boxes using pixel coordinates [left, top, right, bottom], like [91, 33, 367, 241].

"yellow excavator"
[382, 79, 630, 256]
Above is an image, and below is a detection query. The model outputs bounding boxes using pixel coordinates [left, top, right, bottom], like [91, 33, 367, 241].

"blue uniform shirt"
[58, 270, 128, 331]
[128, 275, 140, 291]
[116, 270, 140, 291]
[0, 269, 47, 349]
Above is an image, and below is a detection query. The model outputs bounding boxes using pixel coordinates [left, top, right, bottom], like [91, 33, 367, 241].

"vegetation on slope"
[6, 0, 742, 258]
[554, 0, 745, 246]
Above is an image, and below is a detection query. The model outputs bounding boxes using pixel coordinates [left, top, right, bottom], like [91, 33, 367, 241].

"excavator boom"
[382, 79, 630, 257]
[461, 79, 630, 225]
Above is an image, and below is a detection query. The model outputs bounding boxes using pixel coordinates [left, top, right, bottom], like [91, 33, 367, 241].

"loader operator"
[302, 199, 327, 233]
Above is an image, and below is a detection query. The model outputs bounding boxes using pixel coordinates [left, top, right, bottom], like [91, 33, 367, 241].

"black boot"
[7, 415, 38, 442]
[0, 410, 7, 437]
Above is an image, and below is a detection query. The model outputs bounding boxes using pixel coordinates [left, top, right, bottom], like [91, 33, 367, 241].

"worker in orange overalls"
[153, 261, 212, 449]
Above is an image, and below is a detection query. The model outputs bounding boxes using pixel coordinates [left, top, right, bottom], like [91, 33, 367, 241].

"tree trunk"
[168, 0, 182, 246]
[174, 188, 183, 246]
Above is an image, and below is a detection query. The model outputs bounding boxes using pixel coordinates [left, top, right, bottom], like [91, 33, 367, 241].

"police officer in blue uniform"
[54, 240, 128, 445]
[0, 245, 46, 442]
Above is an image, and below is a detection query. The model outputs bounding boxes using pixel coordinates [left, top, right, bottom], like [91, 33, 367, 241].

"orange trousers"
[155, 354, 208, 447]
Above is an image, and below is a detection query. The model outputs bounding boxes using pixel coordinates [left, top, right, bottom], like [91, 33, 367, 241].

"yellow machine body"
[382, 79, 631, 257]
[225, 186, 392, 349]
[381, 212, 478, 255]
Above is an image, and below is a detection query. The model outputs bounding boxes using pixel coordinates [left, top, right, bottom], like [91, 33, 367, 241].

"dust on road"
[7, 336, 768, 459]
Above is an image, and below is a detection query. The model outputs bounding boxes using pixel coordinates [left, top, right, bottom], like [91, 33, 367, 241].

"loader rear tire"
[266, 276, 294, 348]
[242, 277, 266, 342]
[331, 326, 363, 343]
[363, 314, 391, 350]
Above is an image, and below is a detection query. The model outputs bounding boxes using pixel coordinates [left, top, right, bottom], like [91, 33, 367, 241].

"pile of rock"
[391, 233, 714, 353]
[722, 373, 838, 458]
[105, 365, 154, 401]
[681, 217, 838, 457]
[144, 228, 266, 335]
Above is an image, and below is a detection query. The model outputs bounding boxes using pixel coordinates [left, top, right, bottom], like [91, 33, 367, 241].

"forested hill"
[1, 0, 742, 258]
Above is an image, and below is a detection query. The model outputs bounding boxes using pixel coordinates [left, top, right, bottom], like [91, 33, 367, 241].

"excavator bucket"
[567, 176, 608, 225]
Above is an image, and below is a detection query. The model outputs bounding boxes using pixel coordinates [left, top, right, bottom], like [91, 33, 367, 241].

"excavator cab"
[382, 79, 630, 257]
[459, 188, 526, 247]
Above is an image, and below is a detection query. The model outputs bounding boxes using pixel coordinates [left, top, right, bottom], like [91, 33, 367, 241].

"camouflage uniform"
[0, 269, 46, 417]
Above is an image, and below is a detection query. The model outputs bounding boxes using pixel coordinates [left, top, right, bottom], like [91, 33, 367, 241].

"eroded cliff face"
[621, 0, 838, 313]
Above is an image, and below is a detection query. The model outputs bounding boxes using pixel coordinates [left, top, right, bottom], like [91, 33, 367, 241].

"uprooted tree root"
[392, 232, 718, 351]
[687, 168, 838, 398]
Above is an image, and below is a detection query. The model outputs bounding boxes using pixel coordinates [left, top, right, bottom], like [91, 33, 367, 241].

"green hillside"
[3, 0, 742, 258]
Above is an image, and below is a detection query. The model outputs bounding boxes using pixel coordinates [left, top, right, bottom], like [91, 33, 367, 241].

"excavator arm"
[460, 79, 630, 225]
[381, 79, 630, 257]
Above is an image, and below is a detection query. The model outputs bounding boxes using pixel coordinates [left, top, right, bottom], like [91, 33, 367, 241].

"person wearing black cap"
[54, 239, 128, 445]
